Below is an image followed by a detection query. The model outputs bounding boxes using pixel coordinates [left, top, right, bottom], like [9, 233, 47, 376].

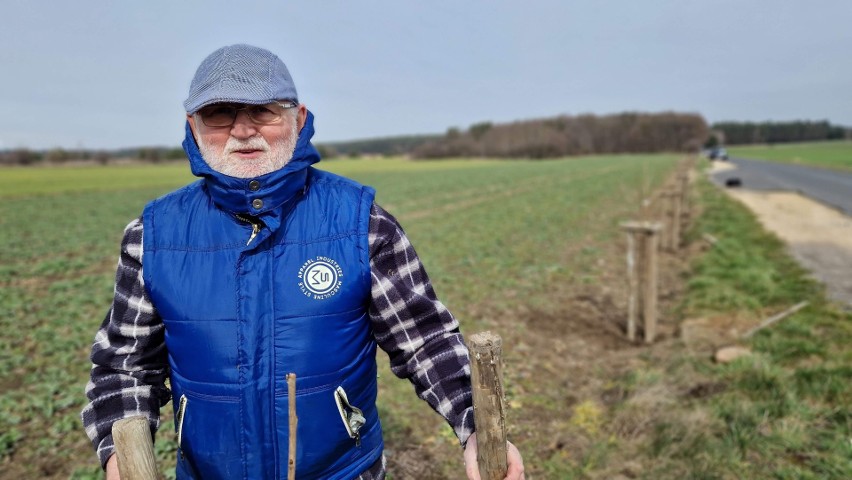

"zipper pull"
[334, 386, 366, 447]
[176, 394, 188, 459]
[247, 222, 260, 246]
[235, 214, 263, 246]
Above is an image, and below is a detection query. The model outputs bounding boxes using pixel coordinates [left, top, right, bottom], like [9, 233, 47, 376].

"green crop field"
[1, 154, 849, 479]
[727, 140, 852, 171]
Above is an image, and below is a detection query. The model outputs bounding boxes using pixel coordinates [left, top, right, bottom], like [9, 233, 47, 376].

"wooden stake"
[620, 222, 662, 343]
[679, 173, 690, 217]
[468, 331, 508, 480]
[623, 230, 639, 341]
[742, 301, 809, 338]
[287, 373, 298, 480]
[643, 228, 660, 343]
[671, 190, 682, 250]
[658, 190, 680, 252]
[112, 416, 158, 480]
[658, 196, 670, 251]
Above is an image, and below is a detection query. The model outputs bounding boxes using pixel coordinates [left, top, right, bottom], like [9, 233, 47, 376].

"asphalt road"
[710, 157, 852, 215]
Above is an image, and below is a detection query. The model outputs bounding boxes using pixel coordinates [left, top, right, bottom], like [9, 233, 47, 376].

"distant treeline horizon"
[2, 115, 850, 166]
[710, 120, 850, 146]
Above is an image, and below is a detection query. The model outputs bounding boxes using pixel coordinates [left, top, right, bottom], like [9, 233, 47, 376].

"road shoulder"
[710, 161, 852, 307]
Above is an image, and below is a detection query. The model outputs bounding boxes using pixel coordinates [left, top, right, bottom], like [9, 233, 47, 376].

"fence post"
[679, 172, 690, 218]
[620, 222, 663, 343]
[468, 331, 508, 480]
[658, 190, 681, 252]
[670, 189, 682, 251]
[642, 225, 661, 343]
[620, 226, 641, 342]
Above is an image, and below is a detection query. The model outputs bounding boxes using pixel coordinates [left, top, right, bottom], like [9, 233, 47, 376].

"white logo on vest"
[298, 256, 343, 300]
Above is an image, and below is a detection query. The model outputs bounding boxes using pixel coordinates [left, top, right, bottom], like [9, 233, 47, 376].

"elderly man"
[81, 44, 523, 479]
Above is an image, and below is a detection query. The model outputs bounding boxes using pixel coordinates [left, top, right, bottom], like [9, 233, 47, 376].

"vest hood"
[182, 110, 321, 217]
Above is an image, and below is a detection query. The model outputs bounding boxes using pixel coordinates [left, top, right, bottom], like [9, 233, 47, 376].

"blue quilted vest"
[142, 113, 383, 479]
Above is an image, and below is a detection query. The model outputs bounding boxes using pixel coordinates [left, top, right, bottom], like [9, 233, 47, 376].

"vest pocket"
[175, 390, 242, 480]
[276, 377, 382, 478]
[334, 386, 367, 446]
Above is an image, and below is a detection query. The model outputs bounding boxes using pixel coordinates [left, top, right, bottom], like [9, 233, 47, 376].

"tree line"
[320, 134, 441, 158]
[411, 112, 708, 159]
[711, 120, 850, 145]
[4, 116, 850, 166]
[0, 146, 186, 166]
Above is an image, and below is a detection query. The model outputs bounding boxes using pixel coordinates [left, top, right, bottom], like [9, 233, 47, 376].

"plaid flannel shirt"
[81, 203, 474, 479]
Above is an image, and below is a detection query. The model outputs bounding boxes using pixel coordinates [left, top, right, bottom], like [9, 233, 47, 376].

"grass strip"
[616, 177, 851, 479]
[726, 140, 852, 172]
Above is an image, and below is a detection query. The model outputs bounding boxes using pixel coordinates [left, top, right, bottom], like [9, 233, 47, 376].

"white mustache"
[223, 136, 270, 155]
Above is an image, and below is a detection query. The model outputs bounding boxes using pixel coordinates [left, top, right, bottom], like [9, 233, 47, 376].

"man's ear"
[297, 104, 307, 132]
[187, 114, 199, 140]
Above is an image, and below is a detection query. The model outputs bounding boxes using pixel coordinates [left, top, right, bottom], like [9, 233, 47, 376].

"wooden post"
[670, 189, 682, 251]
[643, 226, 660, 343]
[679, 172, 690, 218]
[468, 331, 508, 480]
[657, 196, 670, 252]
[620, 227, 640, 342]
[620, 222, 663, 343]
[112, 416, 158, 480]
[286, 373, 298, 480]
[742, 301, 809, 338]
[657, 190, 680, 252]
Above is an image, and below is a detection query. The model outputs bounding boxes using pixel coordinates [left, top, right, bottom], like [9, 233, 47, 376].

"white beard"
[198, 121, 299, 178]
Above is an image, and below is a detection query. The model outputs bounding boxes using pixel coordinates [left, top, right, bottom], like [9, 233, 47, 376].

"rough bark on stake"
[287, 373, 298, 480]
[469, 331, 508, 480]
[112, 416, 158, 480]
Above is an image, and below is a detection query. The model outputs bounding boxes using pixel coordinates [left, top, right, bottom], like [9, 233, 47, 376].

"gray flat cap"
[184, 44, 298, 114]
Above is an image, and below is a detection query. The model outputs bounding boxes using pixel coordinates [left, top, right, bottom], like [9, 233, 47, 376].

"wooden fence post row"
[619, 221, 663, 343]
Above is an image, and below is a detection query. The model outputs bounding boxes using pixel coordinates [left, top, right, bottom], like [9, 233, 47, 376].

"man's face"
[188, 103, 308, 178]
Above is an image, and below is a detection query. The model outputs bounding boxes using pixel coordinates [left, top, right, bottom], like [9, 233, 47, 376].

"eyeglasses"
[196, 101, 298, 127]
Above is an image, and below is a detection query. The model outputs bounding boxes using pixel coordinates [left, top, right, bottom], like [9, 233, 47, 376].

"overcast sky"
[2, 0, 850, 150]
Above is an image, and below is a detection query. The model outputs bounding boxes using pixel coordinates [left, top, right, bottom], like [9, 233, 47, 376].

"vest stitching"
[278, 305, 365, 319]
[152, 232, 362, 252]
[234, 254, 249, 480]
[268, 247, 281, 480]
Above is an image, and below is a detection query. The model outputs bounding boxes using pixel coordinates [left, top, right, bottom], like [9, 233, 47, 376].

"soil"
[711, 161, 852, 308]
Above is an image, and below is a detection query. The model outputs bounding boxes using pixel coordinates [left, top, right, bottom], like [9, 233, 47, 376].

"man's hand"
[463, 432, 525, 480]
[105, 453, 120, 480]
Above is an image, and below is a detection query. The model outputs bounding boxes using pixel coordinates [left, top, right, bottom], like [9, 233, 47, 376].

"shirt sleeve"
[368, 203, 475, 447]
[80, 217, 171, 468]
